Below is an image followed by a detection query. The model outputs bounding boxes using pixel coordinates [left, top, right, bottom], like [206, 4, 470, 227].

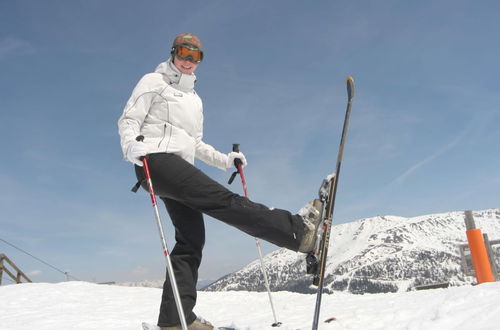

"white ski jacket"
[118, 59, 229, 170]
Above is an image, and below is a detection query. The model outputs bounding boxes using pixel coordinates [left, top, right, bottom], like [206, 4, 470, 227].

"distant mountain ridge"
[118, 279, 163, 288]
[204, 209, 500, 294]
[118, 279, 215, 290]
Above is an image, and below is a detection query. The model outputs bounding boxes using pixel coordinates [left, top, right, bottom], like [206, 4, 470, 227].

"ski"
[307, 76, 355, 330]
[142, 322, 236, 330]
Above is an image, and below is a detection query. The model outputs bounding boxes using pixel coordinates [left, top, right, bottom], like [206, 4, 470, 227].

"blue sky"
[1, 0, 499, 284]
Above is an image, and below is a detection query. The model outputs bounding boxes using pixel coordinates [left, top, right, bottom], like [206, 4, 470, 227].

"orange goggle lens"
[174, 46, 203, 63]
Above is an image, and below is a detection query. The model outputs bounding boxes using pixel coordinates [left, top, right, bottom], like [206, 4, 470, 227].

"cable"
[1, 276, 16, 284]
[0, 237, 81, 281]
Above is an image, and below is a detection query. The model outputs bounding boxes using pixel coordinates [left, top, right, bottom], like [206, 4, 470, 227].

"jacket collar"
[155, 58, 197, 93]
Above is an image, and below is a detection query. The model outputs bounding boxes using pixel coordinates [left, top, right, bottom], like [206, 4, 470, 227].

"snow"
[2, 281, 500, 329]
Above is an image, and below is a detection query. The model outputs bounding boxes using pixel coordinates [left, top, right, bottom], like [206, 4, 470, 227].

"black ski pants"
[134, 152, 305, 327]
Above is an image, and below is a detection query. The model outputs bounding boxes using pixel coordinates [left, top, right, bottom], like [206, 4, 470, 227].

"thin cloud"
[28, 269, 42, 276]
[391, 107, 499, 186]
[132, 266, 150, 276]
[0, 37, 35, 59]
[392, 126, 469, 185]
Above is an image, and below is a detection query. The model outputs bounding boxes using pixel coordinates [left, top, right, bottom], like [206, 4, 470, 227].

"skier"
[118, 33, 324, 330]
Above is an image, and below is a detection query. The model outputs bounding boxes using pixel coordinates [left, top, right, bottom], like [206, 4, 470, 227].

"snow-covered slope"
[205, 209, 500, 294]
[1, 281, 500, 329]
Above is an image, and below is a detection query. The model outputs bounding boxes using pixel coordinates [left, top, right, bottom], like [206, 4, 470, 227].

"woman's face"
[173, 57, 199, 75]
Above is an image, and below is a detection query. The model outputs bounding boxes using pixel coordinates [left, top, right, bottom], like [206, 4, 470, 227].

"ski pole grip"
[130, 135, 148, 193]
[228, 143, 242, 185]
[232, 143, 243, 167]
[136, 135, 146, 161]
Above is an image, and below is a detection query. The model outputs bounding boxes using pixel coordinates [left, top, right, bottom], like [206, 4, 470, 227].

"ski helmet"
[172, 33, 203, 51]
[171, 33, 203, 63]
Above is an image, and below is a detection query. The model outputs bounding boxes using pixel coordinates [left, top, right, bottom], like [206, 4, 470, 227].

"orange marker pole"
[464, 211, 495, 284]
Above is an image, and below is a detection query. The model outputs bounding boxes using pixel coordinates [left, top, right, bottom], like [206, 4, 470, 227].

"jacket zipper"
[158, 124, 167, 148]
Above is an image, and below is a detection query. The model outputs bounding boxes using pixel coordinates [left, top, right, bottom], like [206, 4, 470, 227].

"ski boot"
[298, 199, 323, 253]
[305, 173, 335, 275]
[161, 317, 214, 330]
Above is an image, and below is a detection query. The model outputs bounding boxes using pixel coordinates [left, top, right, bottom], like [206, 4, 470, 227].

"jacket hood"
[155, 58, 197, 93]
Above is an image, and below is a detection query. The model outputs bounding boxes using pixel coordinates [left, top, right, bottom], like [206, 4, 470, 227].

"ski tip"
[346, 76, 355, 100]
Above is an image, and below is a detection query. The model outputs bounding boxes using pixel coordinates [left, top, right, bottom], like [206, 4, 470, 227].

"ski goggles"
[173, 45, 204, 64]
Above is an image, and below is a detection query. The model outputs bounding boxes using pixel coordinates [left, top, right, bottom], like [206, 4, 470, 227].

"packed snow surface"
[2, 281, 500, 329]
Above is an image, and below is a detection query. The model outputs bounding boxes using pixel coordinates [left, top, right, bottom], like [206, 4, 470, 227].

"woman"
[118, 33, 322, 330]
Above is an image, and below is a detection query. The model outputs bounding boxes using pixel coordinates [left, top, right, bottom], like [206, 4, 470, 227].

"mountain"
[204, 209, 500, 294]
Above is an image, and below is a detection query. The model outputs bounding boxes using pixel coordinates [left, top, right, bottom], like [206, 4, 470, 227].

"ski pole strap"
[131, 158, 147, 193]
[228, 171, 238, 185]
[131, 179, 145, 193]
[131, 135, 147, 193]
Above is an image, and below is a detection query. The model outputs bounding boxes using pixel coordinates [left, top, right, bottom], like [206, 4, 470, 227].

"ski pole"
[137, 136, 188, 330]
[228, 143, 282, 327]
